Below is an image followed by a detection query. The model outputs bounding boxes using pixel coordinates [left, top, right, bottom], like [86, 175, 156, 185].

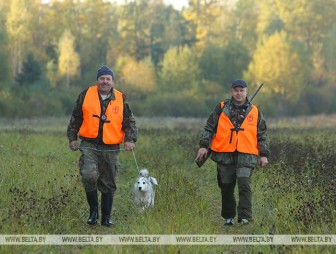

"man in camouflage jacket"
[67, 66, 137, 226]
[195, 79, 270, 226]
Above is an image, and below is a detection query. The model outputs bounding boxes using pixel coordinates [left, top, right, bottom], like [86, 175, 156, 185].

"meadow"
[0, 116, 335, 254]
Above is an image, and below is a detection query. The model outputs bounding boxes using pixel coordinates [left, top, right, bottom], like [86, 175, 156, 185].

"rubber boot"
[86, 190, 99, 225]
[101, 193, 113, 227]
[220, 182, 237, 219]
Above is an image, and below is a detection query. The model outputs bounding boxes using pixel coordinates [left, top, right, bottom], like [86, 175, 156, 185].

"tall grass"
[0, 117, 335, 253]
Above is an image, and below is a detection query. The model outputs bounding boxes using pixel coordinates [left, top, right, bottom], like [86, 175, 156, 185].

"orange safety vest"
[211, 102, 259, 155]
[79, 86, 124, 144]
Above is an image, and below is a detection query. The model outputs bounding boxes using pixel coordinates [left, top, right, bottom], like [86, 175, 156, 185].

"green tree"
[268, 0, 336, 87]
[58, 30, 80, 88]
[230, 0, 260, 51]
[79, 0, 116, 79]
[159, 46, 201, 91]
[25, 0, 50, 64]
[182, 0, 221, 53]
[149, 4, 189, 64]
[323, 25, 336, 85]
[15, 53, 42, 86]
[141, 45, 206, 116]
[115, 0, 189, 65]
[275, 0, 335, 47]
[116, 0, 152, 60]
[200, 42, 250, 86]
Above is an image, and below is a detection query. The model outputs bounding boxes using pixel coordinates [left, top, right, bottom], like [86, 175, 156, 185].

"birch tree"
[6, 0, 32, 79]
[58, 30, 80, 88]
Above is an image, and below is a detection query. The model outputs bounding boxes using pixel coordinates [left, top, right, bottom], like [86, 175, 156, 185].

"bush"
[0, 90, 20, 117]
[138, 90, 212, 117]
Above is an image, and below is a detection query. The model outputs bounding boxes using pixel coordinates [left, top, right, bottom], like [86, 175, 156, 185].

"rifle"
[249, 83, 264, 103]
[195, 83, 264, 168]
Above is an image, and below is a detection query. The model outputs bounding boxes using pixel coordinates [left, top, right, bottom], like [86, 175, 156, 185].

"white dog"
[132, 169, 158, 209]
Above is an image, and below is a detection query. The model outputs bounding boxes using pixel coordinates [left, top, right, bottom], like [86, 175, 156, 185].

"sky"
[110, 0, 189, 10]
[163, 0, 189, 10]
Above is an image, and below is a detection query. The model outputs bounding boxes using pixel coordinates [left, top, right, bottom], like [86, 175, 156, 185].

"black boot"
[101, 193, 113, 227]
[86, 190, 99, 225]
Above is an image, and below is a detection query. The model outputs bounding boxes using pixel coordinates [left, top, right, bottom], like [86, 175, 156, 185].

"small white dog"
[132, 169, 158, 209]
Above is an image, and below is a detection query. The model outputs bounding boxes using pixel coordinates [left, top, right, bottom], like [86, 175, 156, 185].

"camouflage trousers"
[217, 163, 253, 221]
[79, 140, 120, 195]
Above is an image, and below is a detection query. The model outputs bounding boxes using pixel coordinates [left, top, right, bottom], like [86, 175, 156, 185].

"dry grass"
[1, 114, 335, 132]
[268, 114, 336, 129]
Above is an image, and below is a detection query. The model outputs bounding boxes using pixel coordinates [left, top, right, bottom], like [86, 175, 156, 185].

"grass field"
[0, 116, 335, 253]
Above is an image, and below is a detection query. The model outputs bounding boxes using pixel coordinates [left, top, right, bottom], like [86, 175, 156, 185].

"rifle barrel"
[249, 83, 264, 103]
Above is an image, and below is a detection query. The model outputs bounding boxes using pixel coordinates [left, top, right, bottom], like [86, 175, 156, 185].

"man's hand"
[69, 140, 78, 151]
[259, 156, 268, 167]
[195, 148, 209, 162]
[124, 141, 135, 151]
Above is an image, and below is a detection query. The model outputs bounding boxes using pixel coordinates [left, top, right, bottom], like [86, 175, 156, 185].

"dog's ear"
[150, 177, 158, 185]
[139, 169, 149, 178]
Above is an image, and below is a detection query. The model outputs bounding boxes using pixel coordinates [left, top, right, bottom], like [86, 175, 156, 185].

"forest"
[0, 0, 335, 117]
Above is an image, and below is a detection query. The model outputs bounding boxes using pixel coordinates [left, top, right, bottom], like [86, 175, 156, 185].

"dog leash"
[79, 146, 140, 173]
[79, 147, 125, 152]
[132, 149, 140, 173]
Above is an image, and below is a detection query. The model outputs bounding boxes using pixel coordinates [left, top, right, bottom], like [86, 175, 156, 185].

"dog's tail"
[149, 177, 158, 185]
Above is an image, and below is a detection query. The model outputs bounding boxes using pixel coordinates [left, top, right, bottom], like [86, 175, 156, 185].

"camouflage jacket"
[67, 87, 138, 145]
[199, 98, 270, 167]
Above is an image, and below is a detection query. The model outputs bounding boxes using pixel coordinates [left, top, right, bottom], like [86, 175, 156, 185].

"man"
[195, 79, 269, 226]
[67, 66, 137, 226]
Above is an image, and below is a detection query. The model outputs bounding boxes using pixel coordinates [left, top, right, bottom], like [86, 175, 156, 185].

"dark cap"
[231, 79, 247, 88]
[97, 66, 114, 80]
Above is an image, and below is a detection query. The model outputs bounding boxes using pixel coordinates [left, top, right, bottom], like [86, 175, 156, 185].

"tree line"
[0, 0, 335, 118]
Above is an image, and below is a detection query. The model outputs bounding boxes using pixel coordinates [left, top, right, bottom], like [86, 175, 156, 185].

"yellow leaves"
[6, 0, 33, 76]
[183, 11, 197, 21]
[119, 56, 156, 93]
[58, 30, 80, 87]
[182, 1, 222, 52]
[245, 31, 305, 102]
[196, 26, 207, 40]
[6, 0, 31, 41]
[46, 60, 58, 88]
[0, 90, 13, 100]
